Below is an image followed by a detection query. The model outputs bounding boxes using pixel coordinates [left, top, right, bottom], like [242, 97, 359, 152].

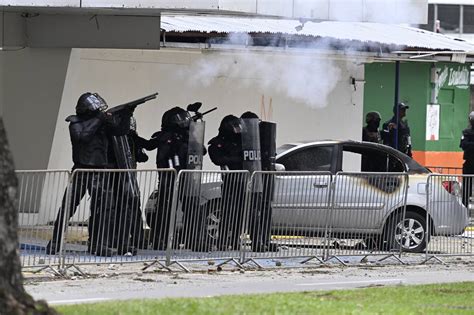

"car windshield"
[276, 144, 297, 155]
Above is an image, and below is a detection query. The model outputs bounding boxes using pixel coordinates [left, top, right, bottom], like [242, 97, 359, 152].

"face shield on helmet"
[162, 107, 192, 130]
[76, 92, 108, 116]
[86, 93, 108, 112]
[172, 111, 192, 129]
[219, 115, 243, 136]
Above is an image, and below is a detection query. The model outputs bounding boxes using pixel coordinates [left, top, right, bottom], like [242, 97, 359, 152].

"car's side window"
[278, 146, 334, 171]
[342, 145, 405, 173]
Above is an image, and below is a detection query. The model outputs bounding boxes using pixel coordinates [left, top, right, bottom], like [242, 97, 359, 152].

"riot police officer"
[46, 92, 132, 257]
[208, 115, 250, 250]
[362, 111, 382, 143]
[144, 106, 207, 251]
[382, 102, 412, 157]
[460, 111, 474, 207]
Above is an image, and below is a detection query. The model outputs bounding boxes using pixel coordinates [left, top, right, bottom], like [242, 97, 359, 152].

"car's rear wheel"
[383, 211, 428, 253]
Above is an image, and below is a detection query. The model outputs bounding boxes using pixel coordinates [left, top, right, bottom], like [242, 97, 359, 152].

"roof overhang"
[159, 16, 474, 63]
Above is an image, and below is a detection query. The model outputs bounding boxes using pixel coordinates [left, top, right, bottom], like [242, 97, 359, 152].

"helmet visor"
[174, 112, 192, 129]
[230, 121, 243, 134]
[87, 93, 108, 112]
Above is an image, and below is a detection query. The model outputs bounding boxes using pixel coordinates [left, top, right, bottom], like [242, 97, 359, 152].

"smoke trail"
[180, 32, 345, 109]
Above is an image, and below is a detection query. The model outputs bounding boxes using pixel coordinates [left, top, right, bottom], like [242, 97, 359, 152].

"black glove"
[136, 150, 149, 163]
[97, 111, 113, 123]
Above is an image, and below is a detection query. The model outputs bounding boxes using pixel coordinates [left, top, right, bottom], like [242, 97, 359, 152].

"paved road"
[25, 263, 474, 305]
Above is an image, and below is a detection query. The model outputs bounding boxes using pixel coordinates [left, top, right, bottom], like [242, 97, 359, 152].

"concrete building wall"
[2, 48, 70, 170]
[47, 47, 365, 171]
[0, 54, 4, 117]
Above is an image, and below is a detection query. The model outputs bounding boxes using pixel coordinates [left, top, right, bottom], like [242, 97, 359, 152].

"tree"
[0, 118, 58, 315]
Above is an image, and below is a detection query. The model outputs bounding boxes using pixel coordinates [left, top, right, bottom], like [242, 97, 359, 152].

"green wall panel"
[364, 62, 471, 152]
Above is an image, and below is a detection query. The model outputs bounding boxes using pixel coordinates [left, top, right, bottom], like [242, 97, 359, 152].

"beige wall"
[48, 47, 365, 170]
[3, 48, 70, 169]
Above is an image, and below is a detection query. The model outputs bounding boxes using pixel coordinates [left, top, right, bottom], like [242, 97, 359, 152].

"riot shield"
[241, 118, 262, 192]
[259, 121, 277, 172]
[112, 135, 140, 198]
[185, 120, 205, 196]
[186, 121, 205, 170]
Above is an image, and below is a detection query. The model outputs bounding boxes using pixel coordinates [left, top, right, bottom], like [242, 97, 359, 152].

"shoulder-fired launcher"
[107, 92, 159, 114]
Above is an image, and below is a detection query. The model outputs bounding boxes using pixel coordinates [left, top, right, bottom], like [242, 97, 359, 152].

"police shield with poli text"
[241, 111, 277, 252]
[460, 111, 474, 207]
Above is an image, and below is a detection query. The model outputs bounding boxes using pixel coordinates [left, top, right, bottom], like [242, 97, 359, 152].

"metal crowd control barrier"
[16, 170, 70, 273]
[241, 171, 332, 267]
[166, 170, 250, 269]
[425, 174, 473, 263]
[20, 168, 474, 272]
[48, 169, 175, 272]
[326, 172, 409, 265]
[426, 166, 463, 175]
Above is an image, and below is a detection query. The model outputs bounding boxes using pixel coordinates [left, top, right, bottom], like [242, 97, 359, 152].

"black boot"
[89, 245, 117, 257]
[45, 240, 60, 255]
[117, 245, 138, 256]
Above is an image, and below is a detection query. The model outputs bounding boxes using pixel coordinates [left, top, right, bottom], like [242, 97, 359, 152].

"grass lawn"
[56, 281, 474, 315]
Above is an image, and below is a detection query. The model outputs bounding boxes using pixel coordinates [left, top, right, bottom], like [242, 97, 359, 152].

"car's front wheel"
[383, 211, 428, 253]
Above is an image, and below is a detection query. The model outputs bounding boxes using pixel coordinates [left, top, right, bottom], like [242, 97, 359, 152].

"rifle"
[107, 92, 159, 115]
[186, 102, 217, 121]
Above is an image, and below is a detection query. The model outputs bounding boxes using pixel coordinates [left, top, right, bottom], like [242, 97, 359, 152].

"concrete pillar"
[2, 48, 71, 169]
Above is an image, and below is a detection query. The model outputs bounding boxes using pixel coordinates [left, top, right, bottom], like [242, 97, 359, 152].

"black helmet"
[366, 111, 381, 124]
[219, 115, 243, 136]
[241, 111, 259, 120]
[76, 93, 108, 116]
[161, 107, 192, 130]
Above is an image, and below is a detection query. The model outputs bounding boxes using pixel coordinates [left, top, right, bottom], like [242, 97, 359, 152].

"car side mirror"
[274, 163, 285, 172]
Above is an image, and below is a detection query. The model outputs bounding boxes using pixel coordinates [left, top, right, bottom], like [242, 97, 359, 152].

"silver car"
[270, 140, 468, 253]
[145, 140, 469, 253]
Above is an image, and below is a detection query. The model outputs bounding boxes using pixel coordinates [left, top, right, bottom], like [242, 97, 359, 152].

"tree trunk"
[0, 118, 58, 315]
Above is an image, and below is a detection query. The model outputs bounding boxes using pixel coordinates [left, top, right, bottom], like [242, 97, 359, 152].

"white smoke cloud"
[179, 33, 344, 109]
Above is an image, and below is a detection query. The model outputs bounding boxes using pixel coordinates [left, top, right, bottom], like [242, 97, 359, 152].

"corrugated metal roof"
[161, 16, 474, 52]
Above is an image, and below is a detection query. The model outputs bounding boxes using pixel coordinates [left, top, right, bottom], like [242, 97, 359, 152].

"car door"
[272, 145, 335, 231]
[330, 144, 407, 232]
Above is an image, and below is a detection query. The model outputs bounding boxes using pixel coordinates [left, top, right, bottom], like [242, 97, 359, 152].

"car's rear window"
[276, 144, 297, 155]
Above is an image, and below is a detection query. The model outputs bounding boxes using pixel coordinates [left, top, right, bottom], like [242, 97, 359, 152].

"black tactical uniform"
[362, 111, 382, 144]
[361, 111, 387, 172]
[460, 112, 474, 207]
[382, 103, 412, 157]
[208, 115, 245, 249]
[46, 93, 132, 257]
[144, 107, 207, 250]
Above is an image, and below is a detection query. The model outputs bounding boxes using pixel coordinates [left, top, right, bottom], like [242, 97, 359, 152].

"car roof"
[276, 140, 429, 174]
